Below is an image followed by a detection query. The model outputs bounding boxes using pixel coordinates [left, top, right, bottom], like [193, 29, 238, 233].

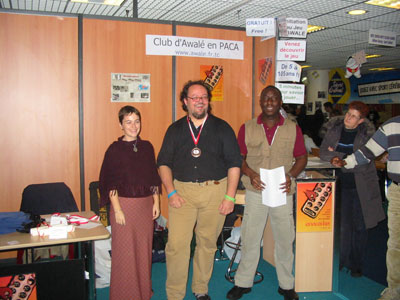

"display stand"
[295, 171, 336, 292]
[262, 157, 338, 292]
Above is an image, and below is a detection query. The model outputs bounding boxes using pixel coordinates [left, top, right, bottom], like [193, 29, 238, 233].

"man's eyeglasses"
[187, 96, 209, 102]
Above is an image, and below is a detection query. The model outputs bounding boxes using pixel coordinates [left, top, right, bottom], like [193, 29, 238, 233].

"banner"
[369, 29, 396, 47]
[358, 80, 400, 97]
[146, 35, 244, 60]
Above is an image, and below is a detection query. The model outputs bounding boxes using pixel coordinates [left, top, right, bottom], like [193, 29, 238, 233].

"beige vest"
[242, 117, 297, 194]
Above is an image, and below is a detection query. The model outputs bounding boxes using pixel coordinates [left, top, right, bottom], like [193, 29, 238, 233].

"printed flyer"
[296, 181, 334, 232]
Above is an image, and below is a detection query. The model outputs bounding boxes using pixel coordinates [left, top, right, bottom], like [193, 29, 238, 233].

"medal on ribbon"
[187, 115, 208, 158]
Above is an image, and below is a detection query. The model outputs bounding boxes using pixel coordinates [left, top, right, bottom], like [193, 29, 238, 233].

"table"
[0, 211, 110, 300]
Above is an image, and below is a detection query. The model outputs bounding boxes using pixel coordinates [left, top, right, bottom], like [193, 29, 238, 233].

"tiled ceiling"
[1, 0, 399, 74]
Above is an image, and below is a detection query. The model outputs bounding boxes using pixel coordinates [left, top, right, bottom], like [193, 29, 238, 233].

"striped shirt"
[344, 116, 400, 183]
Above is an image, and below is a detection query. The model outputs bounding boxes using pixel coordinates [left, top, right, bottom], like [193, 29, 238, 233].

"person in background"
[226, 85, 307, 300]
[99, 106, 161, 300]
[310, 108, 325, 146]
[320, 101, 385, 278]
[295, 104, 307, 132]
[368, 107, 380, 129]
[157, 80, 242, 300]
[302, 128, 318, 154]
[331, 116, 400, 300]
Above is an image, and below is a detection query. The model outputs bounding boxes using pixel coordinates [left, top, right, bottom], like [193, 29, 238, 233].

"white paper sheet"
[260, 166, 287, 207]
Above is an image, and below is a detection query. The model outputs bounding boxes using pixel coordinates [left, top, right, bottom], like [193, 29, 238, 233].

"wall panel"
[175, 26, 253, 134]
[254, 36, 276, 116]
[0, 13, 79, 211]
[82, 19, 173, 211]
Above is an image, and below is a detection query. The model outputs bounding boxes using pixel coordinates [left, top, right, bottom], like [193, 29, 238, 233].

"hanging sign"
[358, 80, 400, 97]
[276, 83, 305, 104]
[245, 18, 276, 37]
[277, 17, 308, 38]
[277, 40, 306, 61]
[369, 29, 396, 47]
[276, 61, 302, 82]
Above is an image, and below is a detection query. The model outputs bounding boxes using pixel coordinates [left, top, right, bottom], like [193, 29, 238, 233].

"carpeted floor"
[97, 255, 386, 300]
[97, 201, 389, 300]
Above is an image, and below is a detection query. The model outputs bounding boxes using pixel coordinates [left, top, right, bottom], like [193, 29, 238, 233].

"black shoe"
[278, 287, 299, 300]
[226, 286, 251, 300]
[350, 269, 362, 278]
[194, 293, 211, 300]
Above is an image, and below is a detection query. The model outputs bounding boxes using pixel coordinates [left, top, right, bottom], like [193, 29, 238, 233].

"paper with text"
[260, 166, 287, 207]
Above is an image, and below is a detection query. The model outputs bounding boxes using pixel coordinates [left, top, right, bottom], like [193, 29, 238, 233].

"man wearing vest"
[226, 86, 307, 300]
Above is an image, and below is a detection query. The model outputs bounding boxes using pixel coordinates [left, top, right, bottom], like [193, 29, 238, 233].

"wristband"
[224, 194, 236, 203]
[168, 190, 177, 199]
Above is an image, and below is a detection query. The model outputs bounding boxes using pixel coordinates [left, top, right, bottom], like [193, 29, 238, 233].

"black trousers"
[340, 187, 368, 272]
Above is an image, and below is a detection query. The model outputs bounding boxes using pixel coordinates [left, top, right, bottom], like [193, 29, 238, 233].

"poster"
[200, 65, 224, 101]
[111, 73, 150, 102]
[258, 57, 273, 85]
[296, 181, 334, 232]
[0, 273, 37, 299]
[328, 68, 350, 104]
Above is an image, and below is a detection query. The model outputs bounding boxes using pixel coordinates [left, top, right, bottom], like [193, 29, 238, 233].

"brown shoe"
[278, 287, 299, 300]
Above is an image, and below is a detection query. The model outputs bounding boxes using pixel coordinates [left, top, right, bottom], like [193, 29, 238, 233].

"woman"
[320, 101, 385, 277]
[99, 105, 161, 300]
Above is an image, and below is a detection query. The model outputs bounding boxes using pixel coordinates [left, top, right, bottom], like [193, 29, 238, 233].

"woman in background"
[99, 105, 161, 300]
[320, 101, 385, 277]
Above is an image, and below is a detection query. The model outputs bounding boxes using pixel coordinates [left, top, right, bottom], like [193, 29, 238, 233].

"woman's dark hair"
[118, 105, 141, 124]
[179, 80, 212, 113]
[348, 101, 369, 118]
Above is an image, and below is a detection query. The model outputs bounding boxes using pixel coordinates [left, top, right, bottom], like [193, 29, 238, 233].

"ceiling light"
[348, 9, 367, 15]
[365, 54, 382, 59]
[365, 0, 400, 9]
[307, 25, 326, 33]
[71, 0, 124, 5]
[369, 67, 395, 71]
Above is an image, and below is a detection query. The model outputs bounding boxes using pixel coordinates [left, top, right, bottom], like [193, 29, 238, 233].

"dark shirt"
[157, 114, 242, 182]
[99, 137, 161, 207]
[336, 127, 357, 188]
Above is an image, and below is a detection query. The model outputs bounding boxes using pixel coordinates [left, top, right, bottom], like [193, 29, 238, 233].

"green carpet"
[97, 257, 385, 300]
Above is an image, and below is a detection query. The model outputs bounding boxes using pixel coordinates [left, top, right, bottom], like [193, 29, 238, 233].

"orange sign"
[296, 181, 334, 232]
[200, 65, 224, 101]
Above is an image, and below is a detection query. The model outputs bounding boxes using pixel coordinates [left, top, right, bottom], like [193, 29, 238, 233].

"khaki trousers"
[387, 183, 400, 293]
[235, 189, 295, 289]
[166, 179, 227, 300]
